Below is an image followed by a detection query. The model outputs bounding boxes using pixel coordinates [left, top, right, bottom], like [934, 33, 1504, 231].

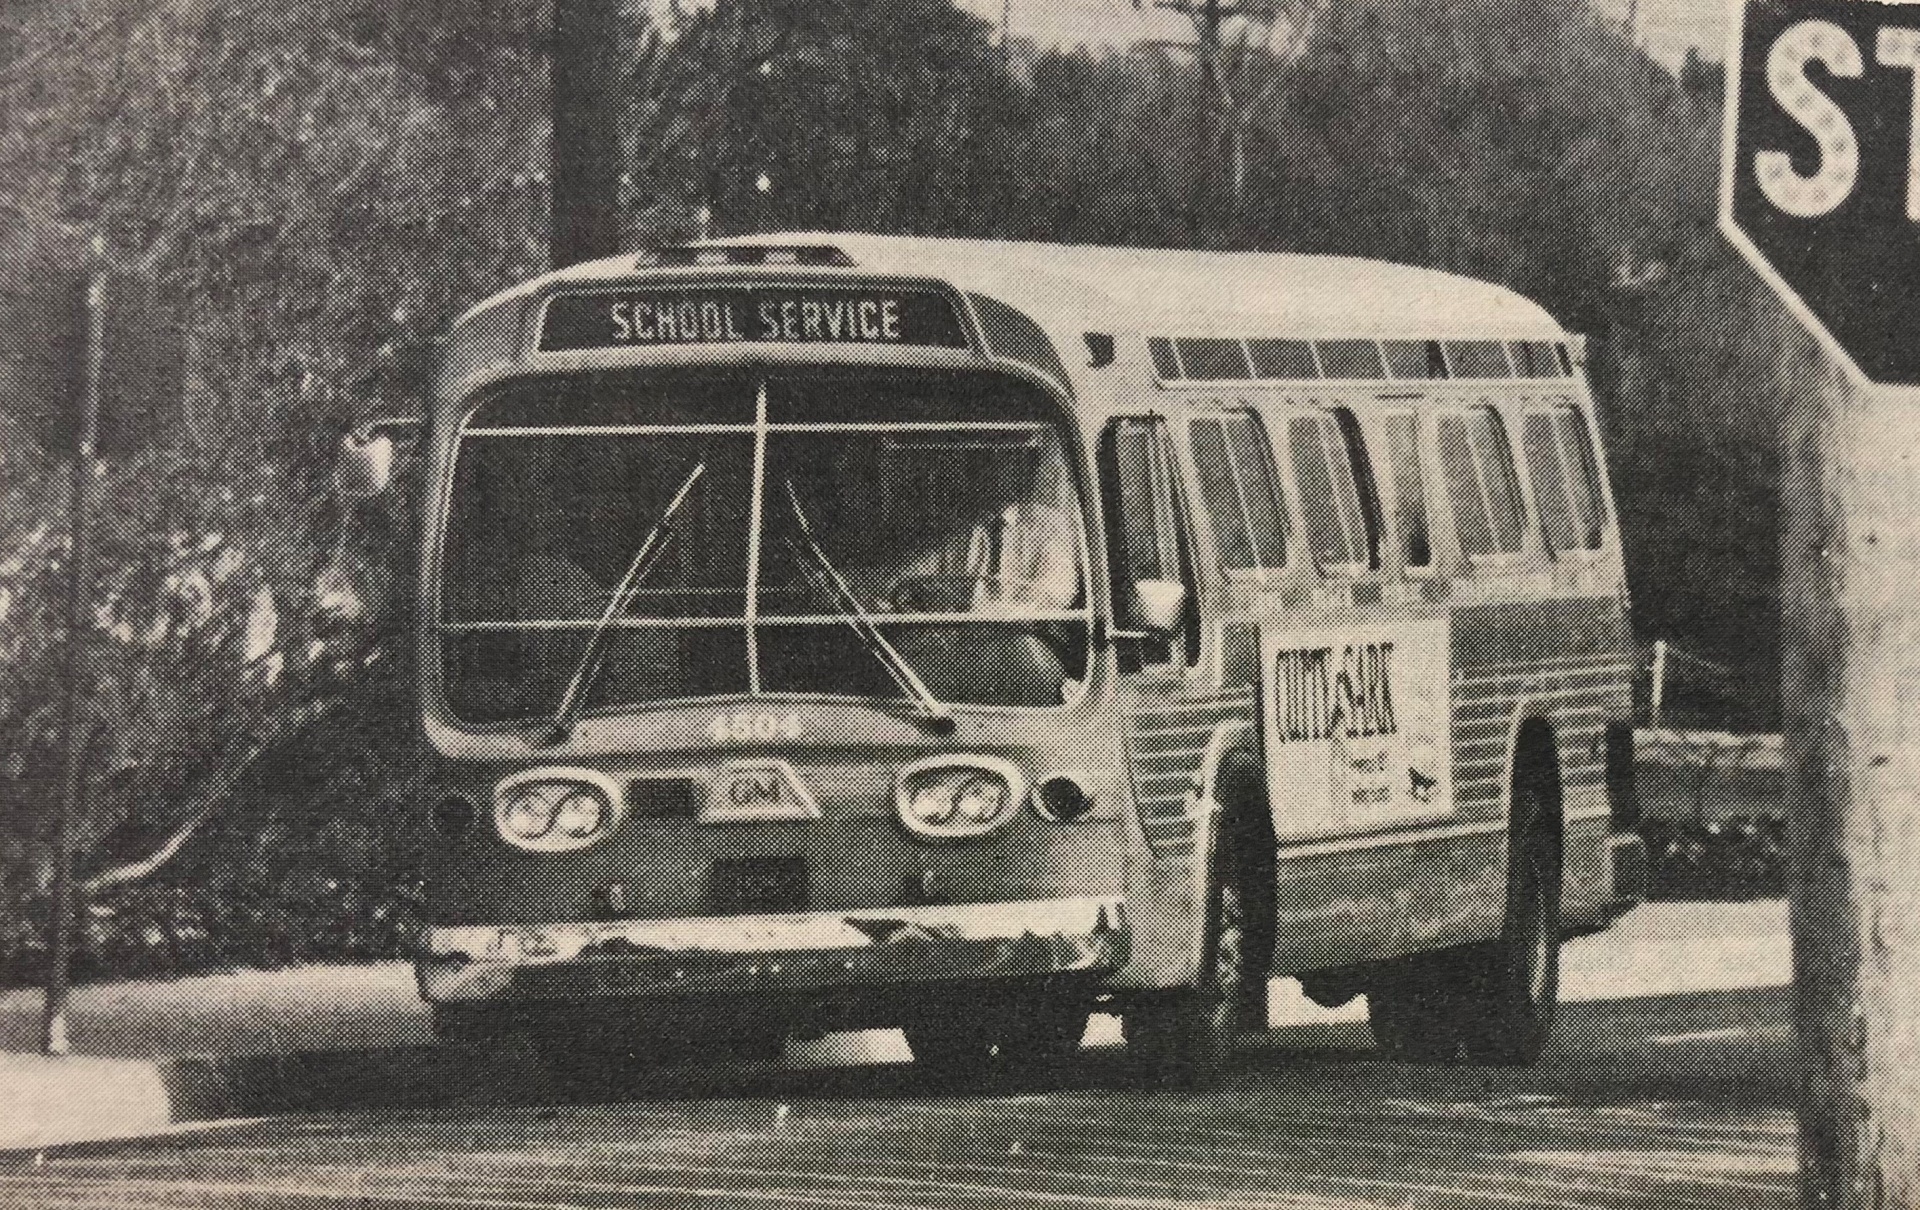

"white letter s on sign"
[1757, 19, 1862, 218]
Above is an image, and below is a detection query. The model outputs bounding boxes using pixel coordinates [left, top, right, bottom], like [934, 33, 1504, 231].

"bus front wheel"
[1122, 823, 1261, 1087]
[1369, 748, 1564, 1066]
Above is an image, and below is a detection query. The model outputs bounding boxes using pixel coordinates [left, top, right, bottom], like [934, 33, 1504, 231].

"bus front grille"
[627, 778, 699, 819]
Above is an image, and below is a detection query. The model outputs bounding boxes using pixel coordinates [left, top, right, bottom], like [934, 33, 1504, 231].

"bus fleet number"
[708, 711, 806, 744]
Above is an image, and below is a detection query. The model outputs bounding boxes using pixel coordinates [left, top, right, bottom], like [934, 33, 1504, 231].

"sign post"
[1723, 2, 1920, 1205]
[41, 261, 108, 1058]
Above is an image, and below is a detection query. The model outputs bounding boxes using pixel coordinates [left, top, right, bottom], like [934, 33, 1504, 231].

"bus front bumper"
[415, 896, 1129, 1004]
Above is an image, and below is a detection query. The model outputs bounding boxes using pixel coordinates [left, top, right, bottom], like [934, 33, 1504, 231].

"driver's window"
[1101, 417, 1199, 669]
[877, 434, 1082, 611]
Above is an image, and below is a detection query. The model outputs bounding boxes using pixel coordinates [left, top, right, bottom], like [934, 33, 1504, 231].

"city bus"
[355, 234, 1646, 1088]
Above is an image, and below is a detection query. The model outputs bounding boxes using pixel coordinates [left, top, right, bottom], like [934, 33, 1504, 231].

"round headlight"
[494, 771, 621, 852]
[904, 774, 962, 828]
[501, 787, 560, 840]
[953, 774, 1011, 824]
[896, 759, 1024, 840]
[553, 789, 608, 839]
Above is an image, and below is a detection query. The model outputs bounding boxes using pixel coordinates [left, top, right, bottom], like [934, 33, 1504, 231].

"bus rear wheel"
[1369, 750, 1563, 1066]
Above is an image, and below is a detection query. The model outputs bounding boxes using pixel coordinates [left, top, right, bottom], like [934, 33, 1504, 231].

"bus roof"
[479, 233, 1567, 341]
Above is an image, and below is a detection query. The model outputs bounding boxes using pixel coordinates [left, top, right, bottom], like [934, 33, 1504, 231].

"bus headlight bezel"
[493, 768, 624, 853]
[895, 756, 1026, 842]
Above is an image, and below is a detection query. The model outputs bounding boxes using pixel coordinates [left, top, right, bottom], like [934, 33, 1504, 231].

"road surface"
[0, 902, 1795, 1209]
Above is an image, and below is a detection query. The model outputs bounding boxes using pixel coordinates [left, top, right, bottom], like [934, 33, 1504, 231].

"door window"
[1102, 418, 1199, 667]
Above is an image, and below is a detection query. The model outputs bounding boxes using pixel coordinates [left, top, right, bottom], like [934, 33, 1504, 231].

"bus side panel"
[1448, 593, 1635, 935]
[1110, 685, 1258, 989]
[1268, 829, 1505, 974]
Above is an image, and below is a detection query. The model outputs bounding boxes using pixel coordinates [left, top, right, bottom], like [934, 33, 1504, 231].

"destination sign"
[538, 287, 970, 352]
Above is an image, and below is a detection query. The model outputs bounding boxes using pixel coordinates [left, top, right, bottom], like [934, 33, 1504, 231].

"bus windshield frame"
[433, 368, 1094, 727]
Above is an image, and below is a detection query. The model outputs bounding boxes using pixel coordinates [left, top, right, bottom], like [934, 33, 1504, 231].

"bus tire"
[1122, 813, 1261, 1088]
[1369, 741, 1564, 1066]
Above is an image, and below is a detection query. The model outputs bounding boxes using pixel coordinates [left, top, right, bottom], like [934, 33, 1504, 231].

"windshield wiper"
[782, 480, 955, 734]
[538, 461, 706, 746]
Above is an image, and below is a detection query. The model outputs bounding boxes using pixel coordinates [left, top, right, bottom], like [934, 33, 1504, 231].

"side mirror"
[335, 431, 393, 500]
[333, 419, 420, 501]
[1129, 579, 1187, 635]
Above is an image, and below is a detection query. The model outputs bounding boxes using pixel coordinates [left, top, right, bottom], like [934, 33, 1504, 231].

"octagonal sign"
[1723, 0, 1920, 384]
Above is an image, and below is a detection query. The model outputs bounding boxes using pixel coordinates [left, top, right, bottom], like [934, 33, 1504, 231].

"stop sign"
[1723, 0, 1920, 384]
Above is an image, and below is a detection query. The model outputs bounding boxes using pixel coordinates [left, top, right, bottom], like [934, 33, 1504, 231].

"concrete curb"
[0, 1053, 174, 1151]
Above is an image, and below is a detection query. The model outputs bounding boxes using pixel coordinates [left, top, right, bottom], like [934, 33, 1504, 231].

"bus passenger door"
[1100, 417, 1229, 985]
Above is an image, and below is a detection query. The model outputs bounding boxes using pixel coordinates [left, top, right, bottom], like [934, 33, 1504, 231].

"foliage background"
[0, 0, 1784, 982]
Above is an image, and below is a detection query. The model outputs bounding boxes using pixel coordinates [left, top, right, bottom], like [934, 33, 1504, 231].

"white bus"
[370, 235, 1644, 1088]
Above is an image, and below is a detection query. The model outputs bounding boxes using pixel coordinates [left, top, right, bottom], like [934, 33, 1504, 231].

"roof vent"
[637, 245, 855, 268]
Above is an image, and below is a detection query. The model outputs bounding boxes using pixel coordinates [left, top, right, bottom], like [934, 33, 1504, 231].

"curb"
[0, 1043, 558, 1153]
[0, 1053, 174, 1151]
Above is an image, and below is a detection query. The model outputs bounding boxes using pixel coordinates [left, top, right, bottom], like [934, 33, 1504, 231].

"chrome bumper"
[417, 896, 1129, 1004]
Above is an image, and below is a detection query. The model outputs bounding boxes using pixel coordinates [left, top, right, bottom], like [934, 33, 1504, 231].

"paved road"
[0, 904, 1796, 1209]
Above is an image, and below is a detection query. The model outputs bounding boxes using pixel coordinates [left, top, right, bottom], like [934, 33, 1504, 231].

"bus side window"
[1101, 418, 1200, 668]
[1383, 412, 1432, 569]
[1190, 410, 1287, 578]
[1522, 410, 1576, 552]
[1287, 408, 1379, 572]
[1437, 406, 1525, 559]
[1523, 404, 1609, 552]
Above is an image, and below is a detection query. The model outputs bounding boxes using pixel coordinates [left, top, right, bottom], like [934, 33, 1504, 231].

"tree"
[1136, 0, 1328, 241]
[549, 0, 816, 264]
[0, 0, 549, 978]
[681, 0, 1033, 239]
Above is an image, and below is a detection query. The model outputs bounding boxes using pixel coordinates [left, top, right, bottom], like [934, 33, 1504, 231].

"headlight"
[896, 758, 1025, 840]
[501, 788, 560, 840]
[553, 789, 608, 839]
[494, 770, 621, 852]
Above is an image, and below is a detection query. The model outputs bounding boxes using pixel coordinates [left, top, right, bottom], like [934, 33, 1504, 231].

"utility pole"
[42, 253, 107, 1058]
[1721, 3, 1920, 1203]
[1777, 336, 1920, 1210]
[1137, 0, 1231, 243]
[550, 0, 624, 268]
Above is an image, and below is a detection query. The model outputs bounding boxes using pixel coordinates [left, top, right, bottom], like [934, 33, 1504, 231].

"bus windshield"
[439, 371, 1090, 724]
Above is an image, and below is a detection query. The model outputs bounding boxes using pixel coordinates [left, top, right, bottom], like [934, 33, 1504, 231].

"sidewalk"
[0, 901, 1790, 1151]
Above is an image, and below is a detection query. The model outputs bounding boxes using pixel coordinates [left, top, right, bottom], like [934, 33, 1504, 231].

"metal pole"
[42, 264, 107, 1057]
[1650, 639, 1668, 730]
